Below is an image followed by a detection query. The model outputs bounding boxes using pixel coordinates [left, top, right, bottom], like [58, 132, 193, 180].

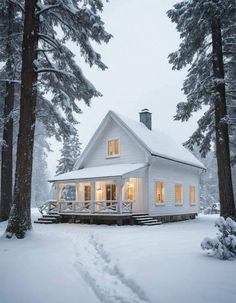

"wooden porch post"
[116, 178, 123, 214]
[76, 182, 80, 202]
[56, 183, 61, 201]
[91, 180, 95, 213]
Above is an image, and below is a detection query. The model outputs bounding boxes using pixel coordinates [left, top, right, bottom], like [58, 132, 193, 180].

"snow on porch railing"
[94, 201, 118, 213]
[122, 201, 133, 213]
[39, 200, 58, 215]
[53, 200, 134, 214]
[58, 201, 91, 213]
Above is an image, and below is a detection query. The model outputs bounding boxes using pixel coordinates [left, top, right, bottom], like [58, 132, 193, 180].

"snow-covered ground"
[0, 210, 235, 303]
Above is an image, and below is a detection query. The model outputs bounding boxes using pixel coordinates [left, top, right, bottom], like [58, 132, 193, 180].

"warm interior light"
[96, 185, 103, 201]
[156, 181, 165, 203]
[127, 182, 134, 200]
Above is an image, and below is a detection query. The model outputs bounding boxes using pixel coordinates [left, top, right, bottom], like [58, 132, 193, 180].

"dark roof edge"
[151, 153, 206, 171]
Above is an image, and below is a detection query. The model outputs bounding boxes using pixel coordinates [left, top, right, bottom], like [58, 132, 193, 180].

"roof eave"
[49, 163, 148, 183]
[150, 153, 206, 170]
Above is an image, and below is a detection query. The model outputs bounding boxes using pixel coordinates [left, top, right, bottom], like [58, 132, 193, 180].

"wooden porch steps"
[34, 214, 61, 224]
[132, 214, 162, 226]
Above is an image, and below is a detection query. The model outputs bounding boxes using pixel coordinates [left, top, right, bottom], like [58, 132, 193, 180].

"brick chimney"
[139, 109, 152, 130]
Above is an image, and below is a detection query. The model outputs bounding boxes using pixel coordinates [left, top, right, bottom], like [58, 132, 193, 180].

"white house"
[37, 109, 205, 225]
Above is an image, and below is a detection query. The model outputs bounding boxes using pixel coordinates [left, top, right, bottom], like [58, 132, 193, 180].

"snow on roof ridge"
[110, 110, 205, 169]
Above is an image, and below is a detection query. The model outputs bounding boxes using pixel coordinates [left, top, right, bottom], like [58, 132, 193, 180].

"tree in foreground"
[6, 0, 38, 238]
[6, 0, 111, 238]
[56, 131, 81, 175]
[0, 1, 21, 221]
[167, 0, 235, 218]
[201, 217, 236, 259]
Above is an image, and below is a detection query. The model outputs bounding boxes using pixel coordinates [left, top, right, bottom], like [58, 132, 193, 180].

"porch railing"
[58, 201, 91, 213]
[122, 201, 133, 213]
[45, 200, 134, 214]
[39, 200, 58, 215]
[94, 201, 118, 213]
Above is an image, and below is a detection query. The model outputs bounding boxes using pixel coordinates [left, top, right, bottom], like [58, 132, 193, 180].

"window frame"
[127, 182, 135, 201]
[155, 180, 165, 205]
[106, 137, 120, 158]
[84, 184, 92, 201]
[105, 184, 117, 201]
[175, 183, 183, 205]
[59, 183, 77, 201]
[189, 185, 196, 205]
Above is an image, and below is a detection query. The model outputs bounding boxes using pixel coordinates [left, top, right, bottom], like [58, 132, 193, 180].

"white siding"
[82, 119, 147, 168]
[148, 158, 200, 216]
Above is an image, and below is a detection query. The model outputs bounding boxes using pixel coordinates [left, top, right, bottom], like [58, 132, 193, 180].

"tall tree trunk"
[0, 3, 15, 221]
[6, 0, 38, 238]
[211, 18, 235, 218]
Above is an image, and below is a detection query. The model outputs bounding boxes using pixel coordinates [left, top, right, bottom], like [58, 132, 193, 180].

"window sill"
[190, 203, 196, 206]
[155, 203, 165, 206]
[175, 203, 183, 206]
[106, 155, 120, 159]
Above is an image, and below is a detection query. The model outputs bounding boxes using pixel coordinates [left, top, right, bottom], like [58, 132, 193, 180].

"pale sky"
[47, 0, 202, 177]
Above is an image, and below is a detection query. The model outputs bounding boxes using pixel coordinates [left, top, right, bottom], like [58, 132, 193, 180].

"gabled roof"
[111, 111, 205, 169]
[75, 110, 205, 170]
[49, 163, 147, 182]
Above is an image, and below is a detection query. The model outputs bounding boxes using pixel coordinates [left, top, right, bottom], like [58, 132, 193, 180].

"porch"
[44, 199, 135, 216]
[46, 163, 148, 217]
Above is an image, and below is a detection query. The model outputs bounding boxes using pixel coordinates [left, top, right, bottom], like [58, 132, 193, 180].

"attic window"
[107, 139, 119, 157]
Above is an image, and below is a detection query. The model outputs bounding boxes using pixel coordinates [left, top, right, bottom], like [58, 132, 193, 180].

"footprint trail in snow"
[73, 234, 150, 303]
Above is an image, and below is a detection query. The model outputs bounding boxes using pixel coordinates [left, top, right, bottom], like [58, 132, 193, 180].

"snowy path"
[1, 211, 236, 303]
[72, 233, 149, 303]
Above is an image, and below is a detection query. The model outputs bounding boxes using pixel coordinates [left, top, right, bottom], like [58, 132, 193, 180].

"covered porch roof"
[49, 163, 147, 182]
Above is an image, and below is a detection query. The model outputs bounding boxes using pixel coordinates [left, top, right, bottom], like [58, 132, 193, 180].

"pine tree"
[56, 131, 81, 175]
[5, 0, 111, 238]
[6, 0, 38, 238]
[224, 8, 236, 168]
[167, 0, 235, 218]
[0, 0, 21, 221]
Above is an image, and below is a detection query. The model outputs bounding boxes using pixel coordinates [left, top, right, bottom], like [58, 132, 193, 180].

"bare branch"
[9, 0, 24, 12]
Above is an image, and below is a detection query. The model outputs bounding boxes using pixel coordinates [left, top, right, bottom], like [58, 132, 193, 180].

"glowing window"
[106, 184, 116, 200]
[96, 185, 103, 201]
[175, 184, 183, 204]
[108, 140, 113, 156]
[156, 182, 165, 204]
[127, 183, 135, 201]
[107, 139, 119, 156]
[60, 185, 76, 201]
[190, 186, 196, 204]
[84, 185, 91, 201]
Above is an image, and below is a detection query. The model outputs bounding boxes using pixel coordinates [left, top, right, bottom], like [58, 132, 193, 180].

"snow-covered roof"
[111, 111, 205, 169]
[49, 163, 146, 182]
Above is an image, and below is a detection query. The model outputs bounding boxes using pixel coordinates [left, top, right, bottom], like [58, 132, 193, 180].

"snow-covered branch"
[36, 4, 60, 15]
[36, 68, 76, 79]
[38, 33, 60, 50]
[0, 78, 21, 83]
